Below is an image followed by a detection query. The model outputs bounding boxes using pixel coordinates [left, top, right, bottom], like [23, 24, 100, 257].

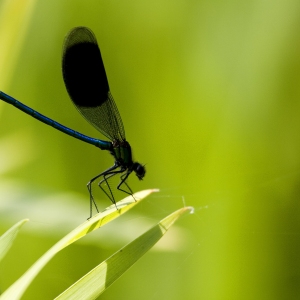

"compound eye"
[134, 163, 146, 179]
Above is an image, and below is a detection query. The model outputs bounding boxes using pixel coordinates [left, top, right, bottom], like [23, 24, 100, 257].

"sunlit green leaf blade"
[0, 189, 156, 300]
[0, 219, 28, 262]
[55, 206, 194, 300]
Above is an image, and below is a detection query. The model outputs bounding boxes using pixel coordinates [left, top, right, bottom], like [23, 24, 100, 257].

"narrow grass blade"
[0, 219, 28, 262]
[55, 206, 194, 300]
[0, 189, 157, 300]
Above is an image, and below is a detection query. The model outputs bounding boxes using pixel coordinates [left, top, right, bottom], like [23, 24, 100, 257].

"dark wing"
[62, 26, 125, 141]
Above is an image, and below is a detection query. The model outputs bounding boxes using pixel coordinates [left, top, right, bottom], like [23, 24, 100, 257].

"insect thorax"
[112, 140, 133, 166]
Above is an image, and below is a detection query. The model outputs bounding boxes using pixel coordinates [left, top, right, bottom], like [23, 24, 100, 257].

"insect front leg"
[117, 171, 136, 201]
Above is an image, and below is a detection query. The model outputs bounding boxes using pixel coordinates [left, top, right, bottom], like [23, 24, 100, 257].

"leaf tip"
[187, 206, 195, 214]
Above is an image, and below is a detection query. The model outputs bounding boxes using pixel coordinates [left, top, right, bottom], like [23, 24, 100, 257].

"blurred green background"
[1, 0, 300, 299]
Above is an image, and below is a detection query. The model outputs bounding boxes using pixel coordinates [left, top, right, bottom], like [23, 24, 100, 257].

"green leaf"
[0, 189, 156, 300]
[0, 219, 28, 262]
[55, 206, 194, 300]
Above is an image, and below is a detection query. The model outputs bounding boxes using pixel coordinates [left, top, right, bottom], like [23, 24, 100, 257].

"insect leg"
[98, 169, 125, 206]
[117, 171, 135, 198]
[87, 162, 119, 219]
